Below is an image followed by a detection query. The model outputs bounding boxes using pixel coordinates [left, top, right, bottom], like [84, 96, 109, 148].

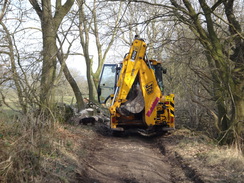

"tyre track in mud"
[156, 138, 205, 183]
[77, 126, 204, 183]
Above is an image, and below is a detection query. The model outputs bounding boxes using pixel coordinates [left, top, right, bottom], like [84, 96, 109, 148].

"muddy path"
[77, 126, 203, 183]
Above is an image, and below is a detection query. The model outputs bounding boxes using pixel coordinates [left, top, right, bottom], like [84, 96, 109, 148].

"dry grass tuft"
[0, 112, 85, 183]
[170, 129, 244, 182]
[206, 145, 244, 171]
[0, 113, 51, 182]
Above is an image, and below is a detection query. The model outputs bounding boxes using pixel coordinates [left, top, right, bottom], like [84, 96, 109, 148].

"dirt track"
[77, 126, 204, 183]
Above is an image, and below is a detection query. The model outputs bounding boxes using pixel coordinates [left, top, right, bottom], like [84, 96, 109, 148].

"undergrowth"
[0, 112, 83, 183]
[172, 129, 244, 182]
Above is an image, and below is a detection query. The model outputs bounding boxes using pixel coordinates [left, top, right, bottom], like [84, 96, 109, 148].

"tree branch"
[53, 0, 75, 31]
[0, 0, 8, 22]
[29, 0, 43, 19]
[211, 0, 224, 11]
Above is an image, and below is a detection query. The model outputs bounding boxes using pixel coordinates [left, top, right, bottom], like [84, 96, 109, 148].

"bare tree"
[76, 0, 122, 101]
[56, 35, 85, 111]
[0, 2, 39, 114]
[29, 0, 75, 111]
[91, 1, 122, 92]
[167, 0, 244, 146]
[0, 21, 27, 113]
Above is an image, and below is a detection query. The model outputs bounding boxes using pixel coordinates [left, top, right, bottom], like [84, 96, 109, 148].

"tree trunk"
[236, 100, 244, 140]
[85, 55, 95, 101]
[40, 23, 57, 109]
[233, 88, 244, 147]
[77, 0, 95, 102]
[57, 52, 85, 111]
[29, 0, 75, 112]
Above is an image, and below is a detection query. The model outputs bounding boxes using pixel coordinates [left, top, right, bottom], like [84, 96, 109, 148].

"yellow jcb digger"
[98, 36, 175, 136]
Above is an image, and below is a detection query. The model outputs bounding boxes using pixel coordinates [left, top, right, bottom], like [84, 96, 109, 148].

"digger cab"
[97, 64, 121, 105]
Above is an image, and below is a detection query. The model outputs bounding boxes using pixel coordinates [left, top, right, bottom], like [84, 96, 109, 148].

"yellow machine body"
[98, 37, 175, 135]
[98, 38, 175, 134]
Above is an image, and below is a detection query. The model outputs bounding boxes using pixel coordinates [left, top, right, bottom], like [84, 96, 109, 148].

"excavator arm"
[98, 36, 175, 135]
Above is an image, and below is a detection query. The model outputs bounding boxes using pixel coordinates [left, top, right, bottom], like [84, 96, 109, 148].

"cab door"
[97, 64, 117, 104]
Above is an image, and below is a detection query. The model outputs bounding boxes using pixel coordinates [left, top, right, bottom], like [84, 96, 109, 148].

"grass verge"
[164, 129, 244, 183]
[0, 112, 93, 183]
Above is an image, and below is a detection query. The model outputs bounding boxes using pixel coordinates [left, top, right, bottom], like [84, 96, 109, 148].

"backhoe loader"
[98, 36, 175, 136]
